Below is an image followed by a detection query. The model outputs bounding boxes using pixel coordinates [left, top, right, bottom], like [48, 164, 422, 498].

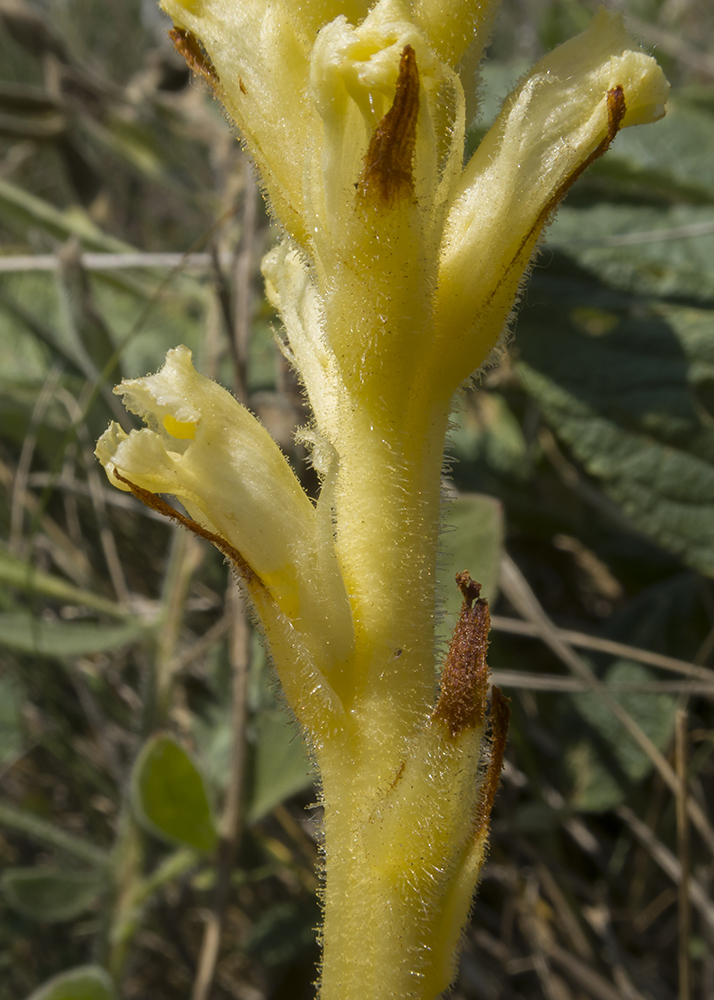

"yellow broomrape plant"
[96, 2, 668, 996]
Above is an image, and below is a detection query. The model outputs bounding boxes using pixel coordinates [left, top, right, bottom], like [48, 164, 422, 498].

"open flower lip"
[96, 346, 340, 627]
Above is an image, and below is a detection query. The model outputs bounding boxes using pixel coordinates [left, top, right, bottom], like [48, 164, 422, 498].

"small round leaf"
[25, 966, 115, 1000]
[131, 735, 218, 852]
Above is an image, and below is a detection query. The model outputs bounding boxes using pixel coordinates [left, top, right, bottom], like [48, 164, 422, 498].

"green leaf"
[131, 735, 218, 852]
[439, 494, 505, 630]
[245, 899, 320, 968]
[247, 710, 313, 823]
[1, 867, 106, 922]
[0, 375, 73, 453]
[85, 115, 168, 181]
[450, 393, 530, 481]
[0, 294, 86, 388]
[0, 275, 68, 383]
[537, 0, 591, 51]
[55, 250, 123, 386]
[0, 801, 109, 866]
[517, 292, 714, 577]
[0, 176, 132, 253]
[564, 660, 678, 812]
[88, 270, 208, 382]
[193, 642, 313, 823]
[24, 966, 115, 1000]
[547, 203, 714, 303]
[474, 60, 531, 130]
[192, 706, 234, 793]
[0, 548, 129, 618]
[195, 703, 313, 824]
[0, 613, 144, 657]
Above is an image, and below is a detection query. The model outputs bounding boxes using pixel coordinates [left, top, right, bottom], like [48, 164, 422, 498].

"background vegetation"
[1, 0, 713, 997]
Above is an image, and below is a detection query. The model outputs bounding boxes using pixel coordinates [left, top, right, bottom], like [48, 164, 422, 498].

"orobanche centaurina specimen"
[96, 1, 669, 996]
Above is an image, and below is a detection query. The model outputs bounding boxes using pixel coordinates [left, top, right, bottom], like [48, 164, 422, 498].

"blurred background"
[1, 0, 713, 998]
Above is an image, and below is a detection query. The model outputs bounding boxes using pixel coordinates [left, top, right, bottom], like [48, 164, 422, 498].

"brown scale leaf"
[358, 44, 419, 209]
[605, 85, 627, 148]
[432, 571, 491, 738]
[472, 686, 511, 848]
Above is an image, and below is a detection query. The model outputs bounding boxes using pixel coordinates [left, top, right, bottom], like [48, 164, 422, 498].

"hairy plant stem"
[315, 395, 455, 999]
[331, 403, 449, 708]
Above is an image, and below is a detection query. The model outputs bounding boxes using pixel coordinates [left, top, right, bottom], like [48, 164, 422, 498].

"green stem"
[105, 809, 144, 982]
[105, 821, 197, 982]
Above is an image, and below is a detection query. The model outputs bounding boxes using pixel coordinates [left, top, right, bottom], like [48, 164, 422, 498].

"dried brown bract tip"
[357, 44, 419, 209]
[433, 571, 491, 738]
[472, 686, 511, 847]
[455, 570, 482, 605]
[169, 27, 220, 93]
[605, 85, 627, 149]
[563, 83, 627, 188]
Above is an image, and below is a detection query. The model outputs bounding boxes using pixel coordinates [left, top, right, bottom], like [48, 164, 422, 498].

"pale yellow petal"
[95, 347, 354, 674]
[411, 0, 499, 69]
[431, 8, 669, 392]
[304, 14, 464, 417]
[161, 0, 315, 244]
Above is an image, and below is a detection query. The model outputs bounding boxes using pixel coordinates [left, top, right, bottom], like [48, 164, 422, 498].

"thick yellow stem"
[331, 399, 449, 709]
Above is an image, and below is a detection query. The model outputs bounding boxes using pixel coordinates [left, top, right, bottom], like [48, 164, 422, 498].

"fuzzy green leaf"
[1, 867, 106, 922]
[24, 966, 115, 1000]
[564, 660, 678, 812]
[131, 735, 218, 853]
[591, 98, 714, 204]
[0, 612, 144, 657]
[518, 293, 714, 576]
[548, 203, 714, 303]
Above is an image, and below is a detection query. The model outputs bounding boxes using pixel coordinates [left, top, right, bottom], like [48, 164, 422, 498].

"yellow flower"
[434, 8, 669, 390]
[160, 0, 667, 420]
[96, 346, 353, 730]
[97, 3, 668, 997]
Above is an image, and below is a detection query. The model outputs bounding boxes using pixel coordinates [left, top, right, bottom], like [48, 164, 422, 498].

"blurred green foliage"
[0, 0, 713, 998]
